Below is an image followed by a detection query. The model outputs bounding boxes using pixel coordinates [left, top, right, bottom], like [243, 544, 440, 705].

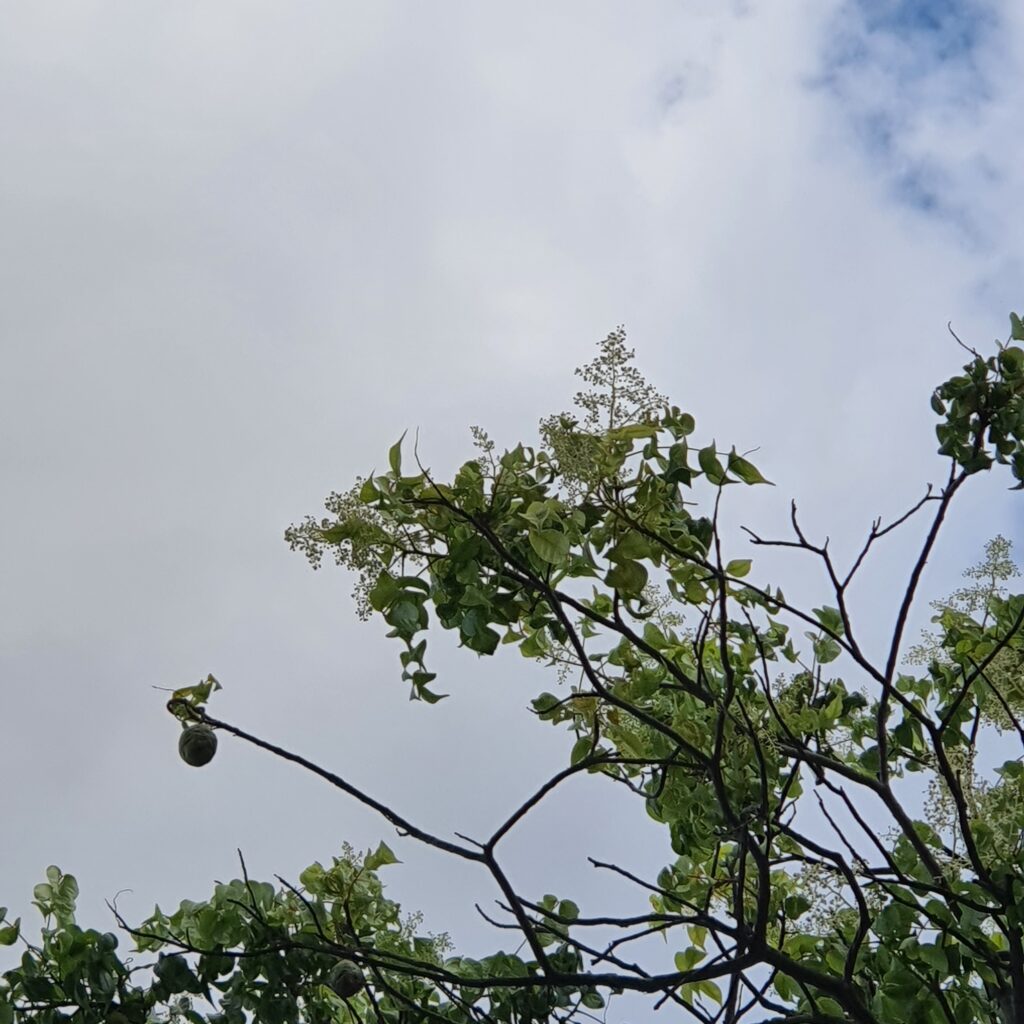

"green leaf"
[774, 972, 797, 1001]
[916, 942, 948, 974]
[874, 900, 917, 938]
[298, 861, 325, 889]
[1000, 344, 1024, 375]
[529, 529, 571, 565]
[365, 841, 401, 871]
[558, 899, 579, 922]
[369, 572, 401, 612]
[318, 521, 357, 543]
[606, 559, 648, 597]
[0, 919, 19, 945]
[610, 422, 657, 440]
[782, 895, 811, 919]
[859, 744, 881, 773]
[643, 622, 668, 649]
[674, 947, 706, 972]
[816, 998, 844, 1018]
[608, 531, 650, 562]
[396, 575, 431, 594]
[954, 999, 977, 1024]
[388, 431, 407, 475]
[727, 448, 772, 485]
[532, 692, 560, 717]
[520, 631, 549, 658]
[696, 980, 722, 1004]
[813, 605, 844, 635]
[570, 737, 592, 765]
[385, 599, 422, 638]
[698, 443, 726, 485]
[463, 624, 500, 655]
[665, 441, 692, 484]
[1011, 311, 1024, 341]
[808, 631, 842, 664]
[416, 686, 447, 703]
[725, 558, 751, 578]
[170, 674, 222, 712]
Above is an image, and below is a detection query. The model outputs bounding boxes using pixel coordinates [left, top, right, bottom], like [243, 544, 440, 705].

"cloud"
[1, 0, 1022, 988]
[813, 0, 1006, 229]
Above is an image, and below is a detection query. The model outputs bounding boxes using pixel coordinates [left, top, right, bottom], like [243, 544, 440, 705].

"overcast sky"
[2, 0, 1023, 1011]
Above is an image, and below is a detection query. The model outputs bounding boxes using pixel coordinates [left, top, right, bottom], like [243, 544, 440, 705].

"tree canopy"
[5, 320, 1024, 1024]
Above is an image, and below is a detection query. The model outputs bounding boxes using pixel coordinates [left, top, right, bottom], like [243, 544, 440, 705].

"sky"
[2, 0, 1023, 1014]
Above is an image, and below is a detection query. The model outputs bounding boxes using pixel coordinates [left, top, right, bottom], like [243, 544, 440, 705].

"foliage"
[0, 850, 464, 1024]
[5, 320, 1024, 1023]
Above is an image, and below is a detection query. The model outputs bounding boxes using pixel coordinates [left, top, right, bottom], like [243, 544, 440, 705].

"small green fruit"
[328, 959, 364, 998]
[178, 724, 217, 767]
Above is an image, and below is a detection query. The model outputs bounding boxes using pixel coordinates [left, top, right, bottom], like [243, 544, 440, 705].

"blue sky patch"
[814, 0, 998, 227]
[856, 0, 989, 59]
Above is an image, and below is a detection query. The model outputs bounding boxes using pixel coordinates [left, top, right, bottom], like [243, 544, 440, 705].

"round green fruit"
[328, 959, 365, 998]
[178, 724, 217, 767]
